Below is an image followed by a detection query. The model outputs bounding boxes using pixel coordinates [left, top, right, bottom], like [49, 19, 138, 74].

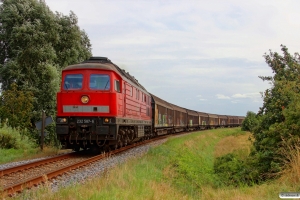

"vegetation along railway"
[56, 57, 245, 152]
[0, 136, 170, 196]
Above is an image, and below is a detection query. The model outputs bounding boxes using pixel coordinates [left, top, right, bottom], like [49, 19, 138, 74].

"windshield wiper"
[104, 80, 109, 90]
[64, 82, 69, 90]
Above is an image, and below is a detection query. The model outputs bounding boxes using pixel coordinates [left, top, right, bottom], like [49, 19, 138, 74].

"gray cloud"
[44, 0, 300, 116]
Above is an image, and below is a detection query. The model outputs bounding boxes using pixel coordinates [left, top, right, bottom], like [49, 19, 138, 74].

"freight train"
[56, 57, 244, 151]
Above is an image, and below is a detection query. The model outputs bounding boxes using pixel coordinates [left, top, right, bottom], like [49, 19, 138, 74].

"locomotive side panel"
[124, 82, 139, 117]
[123, 82, 152, 121]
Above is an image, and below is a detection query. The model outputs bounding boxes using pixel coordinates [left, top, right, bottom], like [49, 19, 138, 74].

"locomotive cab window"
[64, 74, 83, 90]
[89, 74, 110, 90]
[114, 80, 120, 92]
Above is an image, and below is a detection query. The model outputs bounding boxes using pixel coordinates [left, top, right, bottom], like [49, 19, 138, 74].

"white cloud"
[232, 92, 261, 99]
[216, 94, 231, 99]
[232, 93, 248, 98]
[232, 93, 262, 102]
[196, 95, 207, 101]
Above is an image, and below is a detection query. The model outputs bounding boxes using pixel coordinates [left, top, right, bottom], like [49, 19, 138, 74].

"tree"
[0, 0, 58, 116]
[241, 111, 259, 132]
[251, 45, 300, 177]
[0, 83, 33, 131]
[54, 11, 92, 70]
[0, 0, 92, 145]
[214, 46, 300, 186]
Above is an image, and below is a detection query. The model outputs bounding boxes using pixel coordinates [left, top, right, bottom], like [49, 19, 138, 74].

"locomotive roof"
[63, 57, 147, 92]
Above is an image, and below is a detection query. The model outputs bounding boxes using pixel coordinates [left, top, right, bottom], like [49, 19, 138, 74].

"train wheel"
[104, 145, 111, 152]
[113, 143, 118, 150]
[74, 146, 80, 152]
[118, 141, 123, 148]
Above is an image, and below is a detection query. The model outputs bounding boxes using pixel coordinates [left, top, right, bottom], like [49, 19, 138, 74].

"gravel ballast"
[48, 139, 168, 192]
[0, 138, 169, 195]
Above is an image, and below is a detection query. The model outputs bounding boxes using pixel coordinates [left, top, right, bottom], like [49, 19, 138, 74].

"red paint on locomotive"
[56, 57, 152, 151]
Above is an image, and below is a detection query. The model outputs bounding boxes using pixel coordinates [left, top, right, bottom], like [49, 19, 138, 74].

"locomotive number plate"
[77, 119, 95, 124]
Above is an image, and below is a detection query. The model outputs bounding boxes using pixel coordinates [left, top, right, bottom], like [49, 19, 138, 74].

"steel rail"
[0, 152, 77, 177]
[1, 134, 176, 197]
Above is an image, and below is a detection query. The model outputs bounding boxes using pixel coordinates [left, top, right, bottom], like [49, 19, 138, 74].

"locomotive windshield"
[64, 74, 83, 90]
[89, 74, 110, 90]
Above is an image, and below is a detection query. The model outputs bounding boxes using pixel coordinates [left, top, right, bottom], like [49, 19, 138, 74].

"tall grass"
[0, 125, 60, 164]
[280, 142, 300, 187]
[214, 133, 252, 158]
[0, 125, 35, 149]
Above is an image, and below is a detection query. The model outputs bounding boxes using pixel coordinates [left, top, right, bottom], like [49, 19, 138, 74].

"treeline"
[0, 0, 92, 146]
[215, 45, 300, 185]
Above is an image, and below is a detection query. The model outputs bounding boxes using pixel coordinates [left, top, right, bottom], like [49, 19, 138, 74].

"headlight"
[103, 118, 115, 123]
[57, 118, 68, 123]
[81, 95, 89, 104]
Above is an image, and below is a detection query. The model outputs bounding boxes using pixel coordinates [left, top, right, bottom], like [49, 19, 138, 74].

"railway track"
[0, 134, 173, 197]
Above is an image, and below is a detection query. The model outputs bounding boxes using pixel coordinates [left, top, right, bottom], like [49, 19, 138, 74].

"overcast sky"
[45, 0, 300, 116]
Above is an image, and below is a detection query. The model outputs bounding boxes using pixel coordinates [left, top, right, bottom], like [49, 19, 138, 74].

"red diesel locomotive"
[56, 57, 244, 151]
[56, 57, 152, 151]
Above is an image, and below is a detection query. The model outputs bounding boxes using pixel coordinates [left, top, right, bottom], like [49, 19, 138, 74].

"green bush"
[241, 111, 259, 132]
[0, 132, 17, 148]
[0, 126, 36, 150]
[214, 152, 264, 186]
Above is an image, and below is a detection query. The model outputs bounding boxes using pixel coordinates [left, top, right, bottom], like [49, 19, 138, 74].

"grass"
[214, 132, 252, 158]
[8, 128, 300, 199]
[280, 141, 300, 185]
[0, 147, 69, 164]
[0, 126, 63, 164]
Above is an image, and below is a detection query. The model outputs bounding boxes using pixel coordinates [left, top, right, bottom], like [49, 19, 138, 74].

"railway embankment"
[4, 127, 299, 200]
